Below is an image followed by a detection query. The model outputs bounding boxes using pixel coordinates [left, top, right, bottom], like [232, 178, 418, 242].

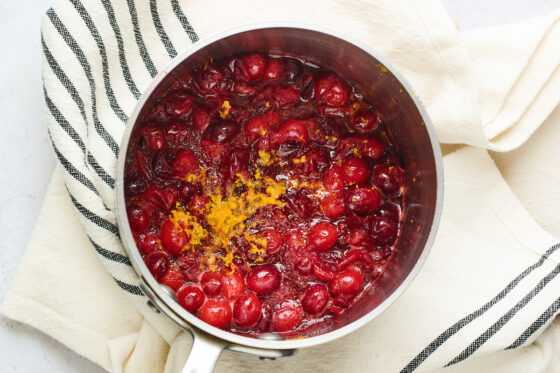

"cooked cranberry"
[301, 147, 329, 176]
[203, 119, 240, 144]
[221, 272, 245, 299]
[329, 269, 363, 298]
[296, 74, 315, 101]
[317, 105, 351, 118]
[283, 191, 313, 220]
[336, 248, 364, 271]
[160, 220, 187, 256]
[361, 138, 385, 160]
[314, 73, 351, 106]
[177, 284, 205, 313]
[128, 206, 150, 233]
[372, 164, 404, 196]
[323, 165, 345, 192]
[225, 148, 250, 180]
[139, 186, 176, 212]
[200, 270, 223, 296]
[200, 139, 226, 163]
[192, 107, 212, 132]
[145, 251, 170, 280]
[377, 202, 400, 221]
[233, 292, 261, 327]
[171, 149, 199, 176]
[342, 157, 370, 185]
[199, 299, 232, 328]
[351, 110, 379, 132]
[294, 254, 315, 275]
[301, 284, 330, 314]
[187, 195, 208, 219]
[140, 123, 166, 150]
[164, 91, 194, 117]
[192, 65, 232, 96]
[264, 59, 283, 81]
[234, 82, 256, 95]
[179, 182, 198, 203]
[152, 153, 173, 179]
[135, 150, 152, 180]
[371, 216, 398, 246]
[284, 230, 306, 250]
[159, 268, 185, 291]
[260, 228, 283, 254]
[320, 193, 345, 220]
[345, 186, 382, 216]
[137, 233, 158, 255]
[313, 261, 337, 281]
[283, 58, 303, 82]
[278, 120, 309, 145]
[247, 265, 281, 295]
[245, 111, 280, 142]
[308, 221, 338, 252]
[271, 86, 299, 108]
[271, 303, 302, 332]
[165, 119, 188, 147]
[242, 53, 267, 81]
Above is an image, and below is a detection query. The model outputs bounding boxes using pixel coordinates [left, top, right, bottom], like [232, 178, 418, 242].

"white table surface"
[0, 1, 559, 372]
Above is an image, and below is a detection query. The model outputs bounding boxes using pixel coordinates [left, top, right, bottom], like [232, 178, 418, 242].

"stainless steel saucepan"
[116, 22, 443, 373]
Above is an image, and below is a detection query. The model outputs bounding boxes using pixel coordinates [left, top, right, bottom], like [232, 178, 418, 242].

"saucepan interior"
[116, 22, 443, 350]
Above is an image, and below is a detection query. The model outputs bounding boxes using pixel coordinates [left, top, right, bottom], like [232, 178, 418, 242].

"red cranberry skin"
[329, 269, 363, 298]
[242, 53, 267, 81]
[278, 120, 309, 145]
[164, 91, 194, 117]
[324, 165, 345, 192]
[342, 157, 370, 185]
[160, 220, 187, 256]
[371, 216, 398, 246]
[225, 148, 250, 180]
[351, 110, 378, 132]
[192, 65, 232, 96]
[264, 59, 283, 81]
[245, 111, 280, 142]
[247, 265, 281, 295]
[361, 138, 385, 160]
[313, 261, 337, 281]
[272, 86, 300, 108]
[187, 195, 208, 220]
[145, 251, 170, 280]
[372, 164, 405, 196]
[165, 119, 189, 147]
[320, 193, 346, 220]
[177, 284, 205, 313]
[234, 82, 256, 96]
[198, 299, 232, 328]
[345, 187, 382, 216]
[140, 123, 166, 150]
[159, 268, 185, 292]
[200, 270, 223, 296]
[271, 303, 303, 332]
[283, 57, 303, 83]
[128, 206, 150, 233]
[172, 149, 199, 176]
[294, 254, 315, 276]
[220, 272, 245, 299]
[233, 292, 262, 327]
[260, 228, 283, 254]
[308, 221, 338, 252]
[301, 284, 330, 315]
[203, 119, 240, 144]
[192, 107, 212, 132]
[314, 73, 351, 106]
[137, 233, 158, 255]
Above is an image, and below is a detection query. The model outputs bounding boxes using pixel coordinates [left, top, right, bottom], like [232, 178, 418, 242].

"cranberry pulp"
[124, 52, 405, 337]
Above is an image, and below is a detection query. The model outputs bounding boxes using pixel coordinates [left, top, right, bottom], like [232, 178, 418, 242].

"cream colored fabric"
[2, 0, 560, 372]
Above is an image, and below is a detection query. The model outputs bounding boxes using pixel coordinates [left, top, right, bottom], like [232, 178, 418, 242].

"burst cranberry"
[165, 119, 188, 147]
[351, 110, 378, 132]
[314, 73, 351, 106]
[372, 164, 405, 196]
[320, 193, 345, 220]
[260, 228, 283, 254]
[200, 271, 223, 296]
[296, 74, 315, 100]
[371, 216, 398, 246]
[361, 138, 385, 159]
[192, 107, 212, 132]
[233, 292, 262, 327]
[172, 149, 199, 176]
[179, 182, 198, 203]
[278, 120, 309, 145]
[308, 221, 338, 252]
[145, 251, 170, 280]
[294, 254, 315, 275]
[329, 269, 363, 298]
[203, 119, 240, 144]
[137, 233, 158, 255]
[187, 195, 208, 219]
[284, 230, 305, 250]
[199, 299, 232, 328]
[301, 284, 330, 315]
[159, 268, 185, 291]
[378, 202, 401, 221]
[283, 58, 303, 82]
[342, 157, 370, 184]
[272, 303, 302, 332]
[164, 91, 194, 117]
[272, 86, 299, 108]
[221, 272, 245, 299]
[192, 65, 232, 96]
[245, 111, 280, 142]
[128, 206, 150, 233]
[234, 82, 256, 95]
[264, 59, 283, 81]
[242, 53, 266, 81]
[345, 186, 382, 216]
[225, 148, 250, 180]
[139, 186, 176, 212]
[160, 220, 187, 256]
[177, 284, 205, 313]
[140, 123, 166, 150]
[313, 261, 337, 281]
[324, 164, 345, 192]
[247, 265, 281, 295]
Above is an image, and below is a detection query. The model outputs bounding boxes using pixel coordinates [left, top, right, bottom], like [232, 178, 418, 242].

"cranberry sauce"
[124, 52, 405, 336]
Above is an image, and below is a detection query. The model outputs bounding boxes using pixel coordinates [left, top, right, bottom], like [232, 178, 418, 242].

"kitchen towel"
[2, 0, 560, 372]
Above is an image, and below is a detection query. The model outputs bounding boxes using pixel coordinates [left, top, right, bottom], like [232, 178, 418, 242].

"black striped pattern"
[126, 0, 158, 77]
[507, 296, 560, 349]
[150, 0, 177, 58]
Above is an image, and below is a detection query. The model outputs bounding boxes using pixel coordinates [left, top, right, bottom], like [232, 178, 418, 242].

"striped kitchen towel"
[3, 0, 560, 372]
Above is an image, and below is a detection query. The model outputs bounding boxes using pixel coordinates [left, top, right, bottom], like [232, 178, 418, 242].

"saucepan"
[116, 22, 443, 373]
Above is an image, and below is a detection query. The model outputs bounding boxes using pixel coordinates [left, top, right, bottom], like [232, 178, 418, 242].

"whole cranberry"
[377, 202, 401, 221]
[137, 233, 158, 255]
[128, 205, 150, 233]
[159, 268, 185, 292]
[177, 284, 205, 313]
[260, 228, 283, 254]
[198, 299, 232, 328]
[329, 269, 363, 298]
[140, 123, 166, 150]
[272, 86, 300, 108]
[220, 272, 245, 299]
[203, 119, 240, 144]
[192, 107, 212, 132]
[192, 65, 232, 96]
[294, 254, 315, 276]
[342, 157, 370, 185]
[351, 110, 379, 132]
[264, 59, 283, 81]
[233, 292, 262, 327]
[200, 270, 223, 296]
[283, 57, 303, 83]
[271, 303, 302, 332]
[145, 251, 170, 280]
[278, 120, 309, 145]
[323, 165, 345, 192]
[247, 265, 281, 295]
[314, 73, 351, 106]
[371, 216, 398, 246]
[242, 53, 267, 81]
[308, 221, 338, 252]
[160, 220, 187, 256]
[345, 186, 382, 216]
[245, 111, 280, 142]
[320, 193, 345, 220]
[164, 91, 194, 117]
[301, 284, 330, 315]
[361, 138, 385, 160]
[372, 164, 405, 196]
[171, 149, 199, 176]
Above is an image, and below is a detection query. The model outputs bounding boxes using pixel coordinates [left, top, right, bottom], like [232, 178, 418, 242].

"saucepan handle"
[181, 327, 226, 373]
